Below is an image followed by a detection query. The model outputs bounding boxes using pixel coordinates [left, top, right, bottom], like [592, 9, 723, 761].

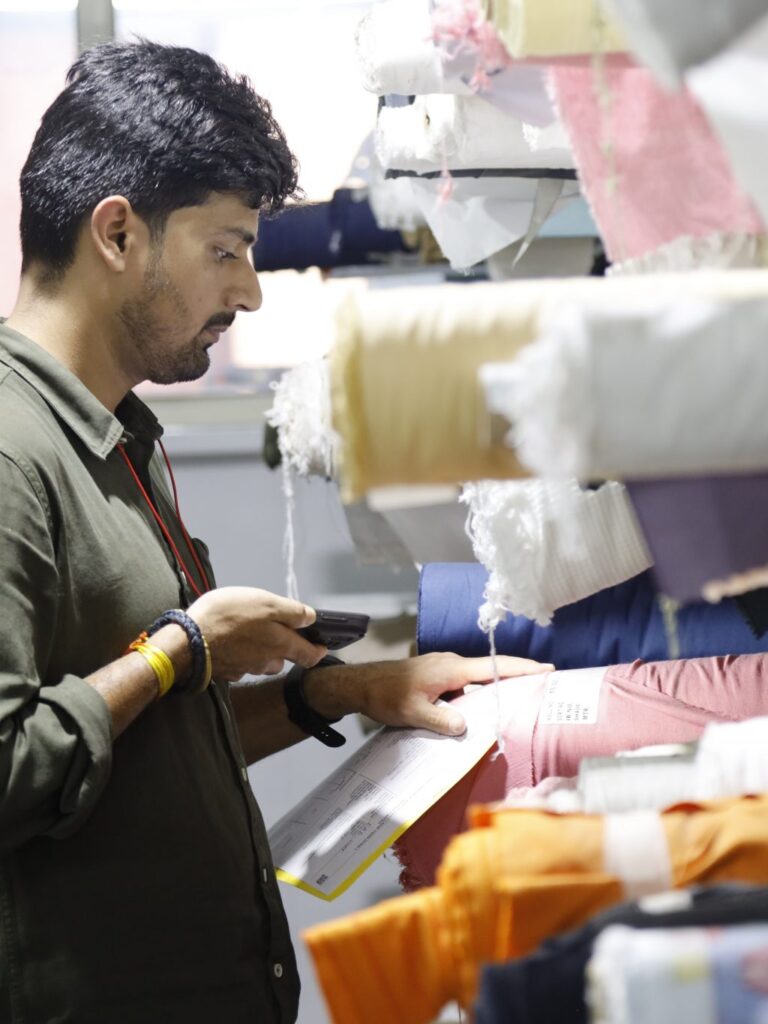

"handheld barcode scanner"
[297, 610, 370, 651]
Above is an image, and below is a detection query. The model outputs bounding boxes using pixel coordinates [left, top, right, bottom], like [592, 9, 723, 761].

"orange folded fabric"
[304, 795, 768, 1024]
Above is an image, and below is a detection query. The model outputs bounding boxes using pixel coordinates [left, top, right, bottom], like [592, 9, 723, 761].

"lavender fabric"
[627, 475, 768, 602]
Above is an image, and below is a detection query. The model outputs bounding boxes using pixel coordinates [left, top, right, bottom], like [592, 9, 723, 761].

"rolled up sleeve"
[0, 451, 113, 854]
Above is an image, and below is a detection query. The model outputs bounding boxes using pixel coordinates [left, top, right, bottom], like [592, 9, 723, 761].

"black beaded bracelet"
[282, 655, 346, 748]
[148, 608, 211, 695]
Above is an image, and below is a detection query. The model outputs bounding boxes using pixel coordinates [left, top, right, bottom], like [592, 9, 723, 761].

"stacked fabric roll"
[286, 7, 768, 1024]
[306, 794, 768, 1023]
[393, 652, 768, 889]
[356, 0, 586, 270]
[268, 267, 768, 621]
[330, 270, 768, 495]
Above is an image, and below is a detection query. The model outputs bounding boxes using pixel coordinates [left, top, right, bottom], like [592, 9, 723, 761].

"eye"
[214, 247, 237, 262]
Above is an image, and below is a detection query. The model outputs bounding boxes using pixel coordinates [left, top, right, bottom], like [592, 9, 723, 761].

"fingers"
[271, 622, 327, 669]
[258, 592, 316, 629]
[457, 655, 554, 684]
[409, 699, 466, 737]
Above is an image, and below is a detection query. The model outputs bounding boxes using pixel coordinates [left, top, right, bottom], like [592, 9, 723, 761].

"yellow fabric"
[482, 0, 627, 57]
[330, 270, 768, 502]
[304, 795, 768, 1024]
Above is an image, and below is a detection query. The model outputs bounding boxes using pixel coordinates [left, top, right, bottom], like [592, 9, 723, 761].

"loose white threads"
[266, 359, 337, 600]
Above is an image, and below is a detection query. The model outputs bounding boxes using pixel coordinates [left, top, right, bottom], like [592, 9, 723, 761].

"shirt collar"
[0, 321, 163, 459]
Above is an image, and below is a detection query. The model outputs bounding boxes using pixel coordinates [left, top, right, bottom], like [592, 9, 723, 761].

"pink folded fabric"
[550, 62, 764, 262]
[394, 653, 768, 889]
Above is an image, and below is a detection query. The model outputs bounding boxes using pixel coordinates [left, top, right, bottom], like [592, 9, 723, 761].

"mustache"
[202, 313, 236, 331]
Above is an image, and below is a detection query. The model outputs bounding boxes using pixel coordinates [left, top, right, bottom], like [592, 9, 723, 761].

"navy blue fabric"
[252, 189, 413, 272]
[474, 885, 768, 1024]
[417, 564, 768, 667]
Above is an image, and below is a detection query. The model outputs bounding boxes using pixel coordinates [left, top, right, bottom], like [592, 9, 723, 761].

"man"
[0, 40, 547, 1023]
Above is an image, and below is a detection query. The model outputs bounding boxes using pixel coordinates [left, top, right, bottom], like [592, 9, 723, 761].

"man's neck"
[5, 274, 134, 413]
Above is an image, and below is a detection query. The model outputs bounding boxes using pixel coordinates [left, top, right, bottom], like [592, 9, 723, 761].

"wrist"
[283, 656, 348, 748]
[147, 609, 212, 693]
[147, 624, 193, 687]
[303, 659, 357, 721]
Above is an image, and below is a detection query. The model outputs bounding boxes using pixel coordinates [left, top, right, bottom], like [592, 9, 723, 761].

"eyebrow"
[218, 226, 257, 245]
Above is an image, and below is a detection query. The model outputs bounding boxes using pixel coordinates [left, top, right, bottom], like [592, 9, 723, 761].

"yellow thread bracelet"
[129, 639, 175, 698]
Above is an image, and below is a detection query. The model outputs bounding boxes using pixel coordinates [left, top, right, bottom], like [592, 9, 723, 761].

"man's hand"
[188, 587, 327, 680]
[303, 652, 554, 737]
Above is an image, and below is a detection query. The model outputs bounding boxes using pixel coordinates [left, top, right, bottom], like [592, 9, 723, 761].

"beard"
[117, 250, 218, 386]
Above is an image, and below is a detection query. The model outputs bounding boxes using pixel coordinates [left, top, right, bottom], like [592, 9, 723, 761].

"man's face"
[117, 193, 262, 385]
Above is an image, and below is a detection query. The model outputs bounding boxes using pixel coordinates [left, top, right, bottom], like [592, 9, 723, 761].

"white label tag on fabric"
[267, 687, 501, 901]
[538, 667, 606, 726]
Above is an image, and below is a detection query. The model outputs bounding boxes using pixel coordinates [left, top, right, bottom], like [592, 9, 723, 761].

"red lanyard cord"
[157, 439, 212, 594]
[117, 442, 211, 599]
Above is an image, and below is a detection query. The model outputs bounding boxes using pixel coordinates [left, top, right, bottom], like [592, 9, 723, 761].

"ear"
[89, 196, 145, 273]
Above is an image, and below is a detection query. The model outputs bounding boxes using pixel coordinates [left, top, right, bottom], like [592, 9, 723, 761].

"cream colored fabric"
[331, 283, 540, 502]
[482, 0, 627, 57]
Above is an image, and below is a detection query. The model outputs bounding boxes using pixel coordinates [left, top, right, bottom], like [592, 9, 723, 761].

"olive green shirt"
[0, 323, 299, 1023]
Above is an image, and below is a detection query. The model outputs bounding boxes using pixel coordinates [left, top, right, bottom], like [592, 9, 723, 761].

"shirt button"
[274, 963, 284, 979]
[262, 867, 269, 884]
[241, 767, 248, 781]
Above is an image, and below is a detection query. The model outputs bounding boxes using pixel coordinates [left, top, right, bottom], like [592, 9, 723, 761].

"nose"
[229, 261, 262, 313]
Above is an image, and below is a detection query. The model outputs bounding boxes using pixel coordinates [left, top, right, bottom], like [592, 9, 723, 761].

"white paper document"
[268, 688, 500, 900]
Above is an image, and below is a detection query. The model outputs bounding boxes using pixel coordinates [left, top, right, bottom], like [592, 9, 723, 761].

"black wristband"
[148, 608, 209, 694]
[282, 655, 346, 748]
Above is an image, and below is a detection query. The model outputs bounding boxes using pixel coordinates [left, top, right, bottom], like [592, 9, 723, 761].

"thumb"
[411, 699, 466, 738]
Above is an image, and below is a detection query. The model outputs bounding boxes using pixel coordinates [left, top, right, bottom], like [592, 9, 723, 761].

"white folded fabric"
[505, 715, 768, 818]
[688, 14, 768, 230]
[375, 94, 574, 174]
[341, 499, 415, 568]
[461, 478, 652, 626]
[579, 716, 768, 814]
[453, 64, 556, 126]
[369, 486, 477, 565]
[407, 173, 580, 270]
[603, 811, 673, 899]
[494, 289, 768, 480]
[355, 0, 474, 96]
[602, 0, 768, 85]
[695, 716, 768, 799]
[589, 926, 719, 1024]
[578, 747, 700, 815]
[356, 0, 557, 126]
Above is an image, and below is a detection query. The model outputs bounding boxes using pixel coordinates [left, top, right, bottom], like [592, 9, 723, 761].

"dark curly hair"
[20, 39, 300, 277]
